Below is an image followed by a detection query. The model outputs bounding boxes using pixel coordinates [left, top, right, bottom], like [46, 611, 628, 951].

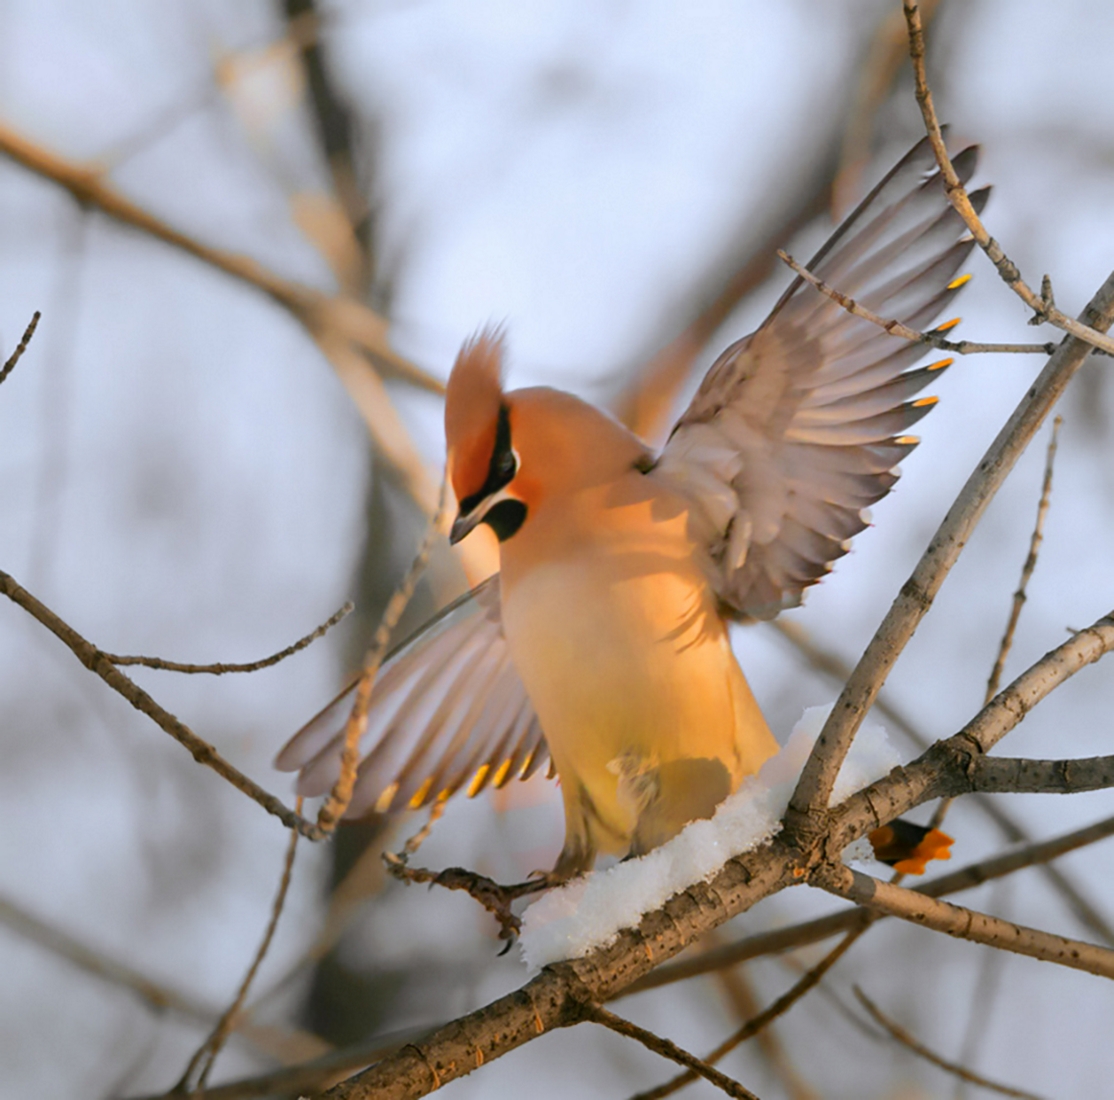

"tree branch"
[777, 250, 1058, 355]
[0, 309, 41, 385]
[103, 602, 351, 674]
[902, 0, 1114, 357]
[627, 809, 1114, 995]
[817, 864, 1114, 979]
[787, 273, 1114, 823]
[586, 1006, 760, 1100]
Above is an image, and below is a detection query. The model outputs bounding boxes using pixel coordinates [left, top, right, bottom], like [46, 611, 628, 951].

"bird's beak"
[449, 509, 483, 545]
[449, 485, 519, 545]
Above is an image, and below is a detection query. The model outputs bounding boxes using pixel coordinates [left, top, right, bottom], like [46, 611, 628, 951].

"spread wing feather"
[657, 137, 986, 619]
[274, 575, 546, 818]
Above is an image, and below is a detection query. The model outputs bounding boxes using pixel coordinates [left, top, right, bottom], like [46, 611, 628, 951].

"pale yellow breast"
[499, 472, 777, 848]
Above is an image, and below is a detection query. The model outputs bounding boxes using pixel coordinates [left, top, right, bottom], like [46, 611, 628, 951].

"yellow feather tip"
[467, 764, 491, 798]
[946, 273, 972, 290]
[894, 435, 920, 446]
[375, 781, 400, 814]
[934, 316, 962, 333]
[928, 357, 954, 371]
[408, 776, 435, 810]
[492, 758, 514, 788]
[912, 396, 939, 408]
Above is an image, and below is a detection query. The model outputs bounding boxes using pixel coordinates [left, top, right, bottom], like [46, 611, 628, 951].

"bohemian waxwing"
[276, 137, 984, 876]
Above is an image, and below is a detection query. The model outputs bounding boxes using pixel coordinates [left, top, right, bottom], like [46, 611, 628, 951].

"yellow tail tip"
[947, 273, 973, 290]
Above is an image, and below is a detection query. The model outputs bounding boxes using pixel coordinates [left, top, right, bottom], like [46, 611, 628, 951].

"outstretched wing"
[274, 575, 548, 818]
[657, 137, 987, 620]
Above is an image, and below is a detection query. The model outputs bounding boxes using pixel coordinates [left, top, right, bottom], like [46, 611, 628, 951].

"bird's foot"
[383, 853, 557, 951]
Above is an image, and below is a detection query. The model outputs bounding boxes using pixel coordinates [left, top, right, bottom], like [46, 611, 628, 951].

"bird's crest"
[445, 328, 507, 505]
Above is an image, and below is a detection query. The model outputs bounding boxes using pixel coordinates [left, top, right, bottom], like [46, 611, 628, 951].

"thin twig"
[585, 1005, 760, 1100]
[816, 864, 1114, 979]
[314, 484, 446, 834]
[0, 567, 319, 837]
[786, 272, 1114, 822]
[104, 602, 352, 674]
[631, 926, 867, 1100]
[630, 810, 1114, 996]
[175, 800, 303, 1093]
[987, 417, 1062, 700]
[853, 986, 1046, 1100]
[778, 250, 1057, 355]
[902, 0, 1114, 357]
[0, 310, 41, 385]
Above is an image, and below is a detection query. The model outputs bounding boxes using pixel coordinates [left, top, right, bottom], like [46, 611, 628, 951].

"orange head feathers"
[444, 330, 651, 545]
[445, 329, 507, 508]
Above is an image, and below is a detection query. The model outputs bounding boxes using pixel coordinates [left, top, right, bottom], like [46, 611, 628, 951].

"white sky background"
[0, 1, 1112, 1097]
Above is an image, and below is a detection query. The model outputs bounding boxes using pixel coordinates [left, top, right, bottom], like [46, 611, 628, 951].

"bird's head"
[444, 330, 527, 545]
[444, 329, 652, 546]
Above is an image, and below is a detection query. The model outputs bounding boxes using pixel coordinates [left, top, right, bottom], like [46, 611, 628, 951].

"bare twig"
[0, 310, 41, 385]
[986, 418, 1062, 700]
[0, 567, 319, 837]
[853, 986, 1044, 1099]
[902, 1, 1114, 357]
[786, 272, 1114, 822]
[631, 927, 866, 1100]
[104, 603, 352, 674]
[777, 250, 1057, 355]
[313, 486, 445, 834]
[585, 1005, 760, 1100]
[817, 864, 1114, 979]
[176, 801, 303, 1093]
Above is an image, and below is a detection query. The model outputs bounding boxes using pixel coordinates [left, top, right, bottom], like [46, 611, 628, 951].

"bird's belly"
[501, 551, 775, 851]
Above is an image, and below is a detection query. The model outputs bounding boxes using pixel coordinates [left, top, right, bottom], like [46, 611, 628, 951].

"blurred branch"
[852, 986, 1045, 1100]
[104, 602, 352, 674]
[831, 0, 942, 216]
[787, 270, 1114, 821]
[818, 864, 1114, 979]
[631, 927, 865, 1100]
[0, 309, 40, 385]
[585, 1006, 759, 1100]
[771, 618, 1114, 946]
[0, 891, 214, 1024]
[175, 801, 303, 1093]
[711, 960, 818, 1100]
[986, 418, 1061, 699]
[0, 121, 436, 392]
[280, 0, 375, 291]
[777, 249, 1059, 355]
[613, 168, 834, 445]
[903, 0, 1114, 357]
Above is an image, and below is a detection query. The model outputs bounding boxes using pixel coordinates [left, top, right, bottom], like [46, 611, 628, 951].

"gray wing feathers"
[274, 575, 547, 818]
[662, 137, 984, 619]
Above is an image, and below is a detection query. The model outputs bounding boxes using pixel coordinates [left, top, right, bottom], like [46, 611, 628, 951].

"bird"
[276, 137, 982, 878]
